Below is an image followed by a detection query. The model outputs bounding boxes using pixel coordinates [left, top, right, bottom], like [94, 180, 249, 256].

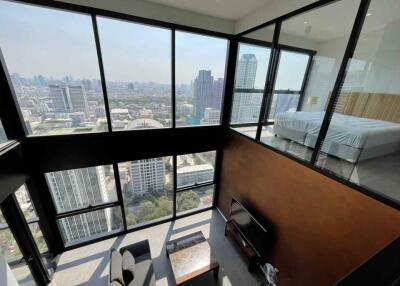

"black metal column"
[256, 22, 281, 141]
[0, 49, 27, 139]
[26, 174, 64, 255]
[1, 195, 49, 286]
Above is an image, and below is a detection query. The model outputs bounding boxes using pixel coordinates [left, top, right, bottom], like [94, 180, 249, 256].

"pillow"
[122, 250, 136, 284]
[110, 250, 125, 286]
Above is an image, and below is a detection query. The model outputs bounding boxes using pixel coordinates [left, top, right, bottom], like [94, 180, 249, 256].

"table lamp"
[307, 96, 318, 111]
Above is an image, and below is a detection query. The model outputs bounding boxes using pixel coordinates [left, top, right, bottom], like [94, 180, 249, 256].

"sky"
[0, 0, 308, 89]
[0, 1, 227, 85]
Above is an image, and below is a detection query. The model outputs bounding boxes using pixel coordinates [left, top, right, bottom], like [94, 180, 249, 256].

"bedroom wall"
[218, 131, 400, 286]
[304, 17, 400, 112]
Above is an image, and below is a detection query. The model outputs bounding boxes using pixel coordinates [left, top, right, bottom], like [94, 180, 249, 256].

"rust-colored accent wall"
[218, 132, 400, 286]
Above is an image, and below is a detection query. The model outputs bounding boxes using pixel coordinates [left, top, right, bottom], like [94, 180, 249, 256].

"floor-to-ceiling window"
[0, 1, 109, 136]
[119, 156, 174, 228]
[176, 151, 216, 215]
[175, 32, 228, 127]
[45, 165, 123, 246]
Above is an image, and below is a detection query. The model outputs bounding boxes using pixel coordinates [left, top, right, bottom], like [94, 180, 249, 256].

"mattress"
[275, 111, 400, 149]
[274, 111, 400, 162]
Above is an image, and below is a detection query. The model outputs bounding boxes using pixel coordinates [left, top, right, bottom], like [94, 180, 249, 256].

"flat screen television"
[229, 199, 269, 258]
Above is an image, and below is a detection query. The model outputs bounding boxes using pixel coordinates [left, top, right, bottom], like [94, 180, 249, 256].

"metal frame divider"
[113, 163, 128, 230]
[1, 194, 50, 286]
[92, 14, 113, 132]
[297, 54, 314, 111]
[256, 22, 281, 141]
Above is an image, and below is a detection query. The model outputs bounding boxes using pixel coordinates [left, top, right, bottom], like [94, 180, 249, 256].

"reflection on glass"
[176, 31, 228, 127]
[118, 156, 173, 228]
[0, 1, 108, 135]
[176, 185, 214, 216]
[260, 0, 360, 161]
[57, 206, 123, 245]
[97, 17, 172, 131]
[177, 151, 216, 188]
[316, 0, 400, 202]
[46, 165, 118, 213]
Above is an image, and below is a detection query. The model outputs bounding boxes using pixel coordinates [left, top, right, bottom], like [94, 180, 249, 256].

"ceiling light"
[303, 21, 308, 24]
[367, 13, 372, 16]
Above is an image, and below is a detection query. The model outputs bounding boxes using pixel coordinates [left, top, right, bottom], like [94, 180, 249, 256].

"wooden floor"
[49, 210, 264, 286]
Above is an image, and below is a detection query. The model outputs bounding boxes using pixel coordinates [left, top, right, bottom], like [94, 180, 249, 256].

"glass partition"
[316, 0, 400, 203]
[260, 0, 361, 162]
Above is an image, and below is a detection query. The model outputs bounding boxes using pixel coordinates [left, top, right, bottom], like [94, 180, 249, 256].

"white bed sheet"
[274, 111, 400, 149]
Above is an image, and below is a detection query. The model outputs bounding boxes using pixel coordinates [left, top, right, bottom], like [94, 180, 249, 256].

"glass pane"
[176, 185, 214, 216]
[58, 206, 123, 246]
[97, 17, 172, 131]
[260, 0, 361, 162]
[175, 31, 228, 127]
[0, 1, 108, 135]
[46, 165, 118, 213]
[231, 92, 263, 125]
[268, 92, 301, 121]
[316, 0, 400, 202]
[242, 24, 275, 43]
[230, 43, 271, 126]
[0, 228, 22, 262]
[15, 185, 37, 221]
[0, 119, 8, 147]
[177, 151, 216, 188]
[0, 209, 6, 224]
[28, 223, 48, 254]
[118, 156, 173, 228]
[268, 51, 310, 121]
[274, 51, 310, 91]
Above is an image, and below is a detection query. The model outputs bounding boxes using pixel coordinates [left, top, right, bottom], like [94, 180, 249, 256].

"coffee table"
[166, 231, 219, 285]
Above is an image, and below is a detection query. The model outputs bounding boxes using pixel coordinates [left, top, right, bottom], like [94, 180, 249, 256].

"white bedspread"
[275, 111, 400, 148]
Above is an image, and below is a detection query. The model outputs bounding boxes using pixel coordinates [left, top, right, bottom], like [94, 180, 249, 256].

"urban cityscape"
[9, 68, 224, 136]
[43, 152, 215, 244]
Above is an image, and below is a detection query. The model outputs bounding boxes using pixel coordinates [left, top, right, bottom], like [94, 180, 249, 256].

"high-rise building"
[212, 78, 224, 109]
[129, 158, 165, 196]
[193, 70, 214, 120]
[235, 54, 257, 89]
[46, 166, 113, 243]
[177, 164, 214, 187]
[49, 85, 89, 117]
[201, 108, 221, 125]
[231, 54, 262, 123]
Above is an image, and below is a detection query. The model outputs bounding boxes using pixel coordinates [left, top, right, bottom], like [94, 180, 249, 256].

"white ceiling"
[145, 0, 270, 20]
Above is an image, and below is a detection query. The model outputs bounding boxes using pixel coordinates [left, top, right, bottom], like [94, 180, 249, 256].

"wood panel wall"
[218, 131, 400, 286]
[332, 92, 400, 122]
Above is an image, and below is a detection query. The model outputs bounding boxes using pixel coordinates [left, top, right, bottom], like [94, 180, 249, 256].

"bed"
[273, 111, 400, 163]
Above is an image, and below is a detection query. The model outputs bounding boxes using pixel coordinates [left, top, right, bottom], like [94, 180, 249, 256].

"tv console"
[224, 220, 260, 271]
